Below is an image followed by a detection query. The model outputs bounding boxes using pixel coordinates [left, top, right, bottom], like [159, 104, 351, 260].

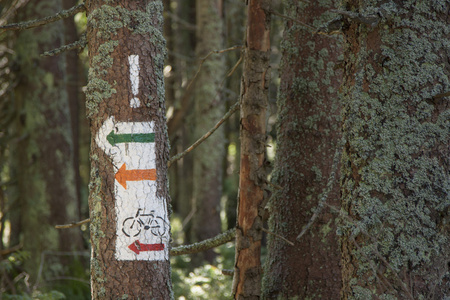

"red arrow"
[115, 163, 156, 189]
[128, 240, 164, 254]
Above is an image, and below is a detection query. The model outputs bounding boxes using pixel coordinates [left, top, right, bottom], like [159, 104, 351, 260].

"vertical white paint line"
[129, 55, 141, 108]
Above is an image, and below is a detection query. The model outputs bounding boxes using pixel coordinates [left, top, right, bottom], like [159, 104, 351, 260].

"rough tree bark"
[262, 1, 343, 298]
[191, 0, 225, 264]
[85, 0, 172, 298]
[233, 0, 271, 298]
[340, 1, 450, 299]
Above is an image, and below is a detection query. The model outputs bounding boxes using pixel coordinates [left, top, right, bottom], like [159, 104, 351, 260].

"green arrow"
[107, 131, 155, 146]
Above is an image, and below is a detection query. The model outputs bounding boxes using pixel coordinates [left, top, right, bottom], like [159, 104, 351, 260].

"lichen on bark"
[339, 1, 450, 299]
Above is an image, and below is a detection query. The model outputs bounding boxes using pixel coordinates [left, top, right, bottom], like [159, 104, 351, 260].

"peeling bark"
[233, 0, 271, 298]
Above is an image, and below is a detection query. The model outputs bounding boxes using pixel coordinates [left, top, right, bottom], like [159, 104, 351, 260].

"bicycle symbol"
[122, 209, 168, 237]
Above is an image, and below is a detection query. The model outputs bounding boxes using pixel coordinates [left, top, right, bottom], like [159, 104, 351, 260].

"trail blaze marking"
[129, 55, 140, 108]
[128, 241, 165, 254]
[107, 131, 155, 146]
[115, 163, 156, 189]
[96, 116, 169, 261]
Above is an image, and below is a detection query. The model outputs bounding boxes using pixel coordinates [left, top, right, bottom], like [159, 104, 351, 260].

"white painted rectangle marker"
[96, 117, 169, 261]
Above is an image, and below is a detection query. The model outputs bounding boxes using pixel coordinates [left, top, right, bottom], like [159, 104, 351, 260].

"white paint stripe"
[128, 55, 140, 108]
[96, 116, 169, 261]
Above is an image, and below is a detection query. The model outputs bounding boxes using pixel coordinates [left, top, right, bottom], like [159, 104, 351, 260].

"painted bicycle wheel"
[150, 217, 167, 237]
[122, 217, 141, 237]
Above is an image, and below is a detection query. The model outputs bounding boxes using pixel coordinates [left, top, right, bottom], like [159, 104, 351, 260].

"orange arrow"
[115, 163, 156, 189]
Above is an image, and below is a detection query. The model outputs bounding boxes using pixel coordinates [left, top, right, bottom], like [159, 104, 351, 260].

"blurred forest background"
[0, 0, 288, 298]
[1, 0, 448, 299]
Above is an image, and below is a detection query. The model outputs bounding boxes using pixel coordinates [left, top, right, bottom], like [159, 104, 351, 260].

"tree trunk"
[233, 0, 271, 298]
[63, 0, 84, 223]
[340, 1, 450, 299]
[191, 0, 225, 264]
[10, 0, 83, 278]
[85, 1, 172, 298]
[262, 1, 342, 298]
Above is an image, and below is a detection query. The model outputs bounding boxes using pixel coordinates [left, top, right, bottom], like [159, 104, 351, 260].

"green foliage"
[3, 290, 65, 300]
[171, 243, 235, 300]
[0, 251, 73, 300]
[0, 251, 30, 273]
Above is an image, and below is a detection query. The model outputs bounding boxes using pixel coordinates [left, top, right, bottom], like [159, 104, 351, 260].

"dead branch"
[170, 228, 235, 256]
[55, 218, 90, 229]
[168, 101, 240, 168]
[167, 46, 242, 136]
[0, 243, 22, 256]
[0, 0, 29, 27]
[0, 3, 85, 32]
[261, 227, 294, 246]
[41, 32, 87, 57]
[187, 45, 243, 92]
[222, 269, 234, 276]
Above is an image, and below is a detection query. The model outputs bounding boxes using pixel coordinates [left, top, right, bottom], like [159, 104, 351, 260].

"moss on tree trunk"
[85, 1, 172, 298]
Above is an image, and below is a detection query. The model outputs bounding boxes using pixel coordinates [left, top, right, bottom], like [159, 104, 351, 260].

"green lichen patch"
[85, 3, 167, 118]
[340, 1, 450, 298]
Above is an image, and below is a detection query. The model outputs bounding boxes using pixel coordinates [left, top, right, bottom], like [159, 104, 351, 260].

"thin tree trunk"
[223, 0, 246, 232]
[262, 1, 342, 298]
[233, 0, 271, 298]
[191, 0, 225, 264]
[168, 0, 196, 244]
[85, 1, 172, 298]
[340, 1, 450, 299]
[63, 0, 83, 223]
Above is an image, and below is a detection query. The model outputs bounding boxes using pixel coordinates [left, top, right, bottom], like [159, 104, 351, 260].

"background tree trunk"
[262, 1, 343, 298]
[340, 1, 450, 298]
[85, 1, 172, 298]
[10, 0, 83, 278]
[191, 0, 225, 264]
[233, 0, 271, 298]
[63, 0, 85, 224]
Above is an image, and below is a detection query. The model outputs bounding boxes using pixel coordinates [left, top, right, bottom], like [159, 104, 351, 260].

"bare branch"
[55, 218, 90, 229]
[0, 0, 30, 26]
[261, 227, 294, 246]
[167, 46, 242, 135]
[0, 3, 86, 32]
[170, 228, 235, 256]
[41, 32, 87, 57]
[0, 243, 22, 256]
[168, 101, 240, 168]
[222, 269, 234, 276]
[227, 54, 243, 77]
[164, 11, 196, 31]
[187, 45, 243, 92]
[296, 138, 343, 241]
